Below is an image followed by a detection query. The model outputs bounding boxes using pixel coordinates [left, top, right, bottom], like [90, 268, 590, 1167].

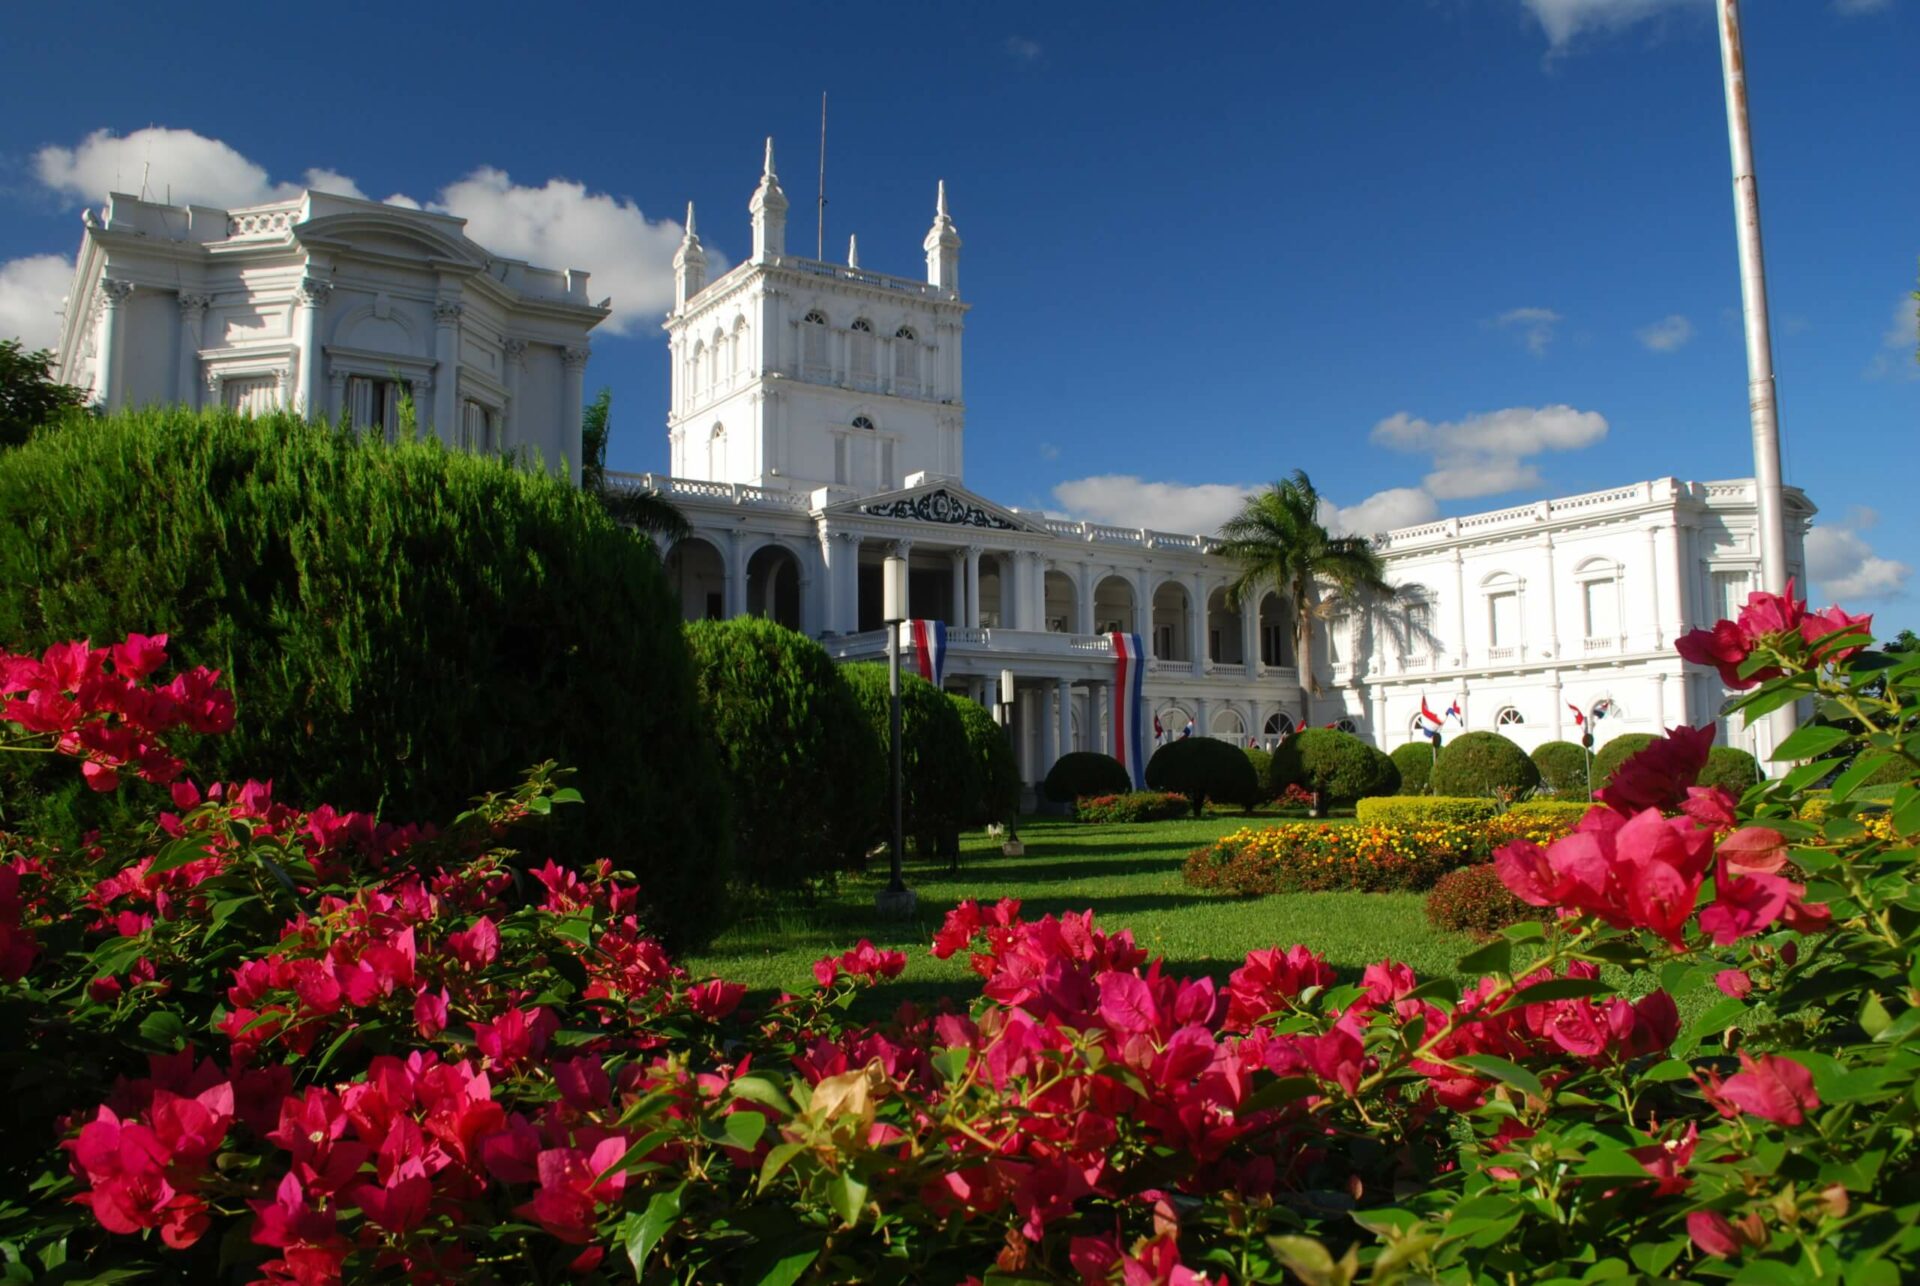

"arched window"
[689, 340, 705, 396]
[851, 415, 876, 431]
[706, 423, 726, 478]
[1335, 718, 1359, 734]
[801, 310, 828, 372]
[894, 325, 919, 387]
[709, 328, 725, 387]
[1591, 698, 1618, 723]
[1409, 713, 1429, 736]
[1264, 712, 1295, 739]
[849, 317, 875, 383]
[1496, 707, 1524, 727]
[730, 316, 748, 378]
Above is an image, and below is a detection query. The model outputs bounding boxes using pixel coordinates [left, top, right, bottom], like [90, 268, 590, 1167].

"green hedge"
[1354, 796, 1501, 827]
[1592, 733, 1657, 790]
[1530, 740, 1590, 796]
[0, 407, 732, 950]
[1042, 751, 1132, 804]
[1075, 791, 1192, 824]
[1146, 737, 1262, 816]
[1244, 747, 1273, 795]
[840, 664, 973, 859]
[684, 618, 881, 892]
[1268, 729, 1400, 805]
[1699, 745, 1761, 793]
[1506, 799, 1596, 824]
[1431, 731, 1540, 798]
[1391, 742, 1435, 795]
[950, 693, 1020, 827]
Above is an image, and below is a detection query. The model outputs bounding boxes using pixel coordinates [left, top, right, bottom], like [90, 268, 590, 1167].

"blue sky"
[2, 0, 1914, 625]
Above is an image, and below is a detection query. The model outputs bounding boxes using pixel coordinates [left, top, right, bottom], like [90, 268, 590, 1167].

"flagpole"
[1717, 0, 1797, 749]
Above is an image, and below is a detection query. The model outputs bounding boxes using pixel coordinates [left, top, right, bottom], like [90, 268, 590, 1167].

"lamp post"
[875, 554, 917, 917]
[996, 669, 1023, 854]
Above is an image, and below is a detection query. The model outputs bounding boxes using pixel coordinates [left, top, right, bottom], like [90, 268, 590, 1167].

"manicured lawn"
[685, 811, 1482, 1009]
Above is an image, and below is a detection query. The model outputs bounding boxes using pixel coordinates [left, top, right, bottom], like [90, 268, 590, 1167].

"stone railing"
[226, 208, 297, 239]
[603, 472, 810, 512]
[1036, 517, 1218, 553]
[773, 256, 956, 300]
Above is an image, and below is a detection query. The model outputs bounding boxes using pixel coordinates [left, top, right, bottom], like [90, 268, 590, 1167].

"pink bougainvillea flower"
[684, 977, 747, 1021]
[110, 633, 170, 682]
[1717, 1051, 1819, 1126]
[1677, 619, 1770, 689]
[1799, 603, 1873, 667]
[445, 916, 500, 969]
[512, 1138, 630, 1244]
[1594, 725, 1715, 815]
[1628, 1122, 1697, 1196]
[1687, 1210, 1743, 1258]
[250, 1171, 352, 1286]
[1715, 969, 1754, 998]
[1698, 873, 1801, 946]
[811, 955, 841, 988]
[1719, 826, 1789, 877]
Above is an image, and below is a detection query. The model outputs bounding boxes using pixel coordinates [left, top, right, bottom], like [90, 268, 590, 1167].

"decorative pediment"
[854, 485, 1025, 531]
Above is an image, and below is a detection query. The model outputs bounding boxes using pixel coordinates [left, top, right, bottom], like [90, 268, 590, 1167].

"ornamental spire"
[847, 233, 860, 268]
[923, 179, 960, 292]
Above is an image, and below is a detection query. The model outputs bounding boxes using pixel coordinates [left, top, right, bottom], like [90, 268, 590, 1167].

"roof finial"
[847, 233, 860, 268]
[684, 200, 698, 239]
[763, 136, 777, 179]
[936, 179, 949, 219]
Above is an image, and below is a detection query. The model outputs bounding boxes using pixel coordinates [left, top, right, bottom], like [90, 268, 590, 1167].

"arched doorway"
[1151, 580, 1192, 662]
[1210, 707, 1246, 740]
[1093, 575, 1136, 636]
[1206, 588, 1243, 665]
[664, 537, 727, 622]
[745, 544, 802, 631]
[1044, 570, 1077, 633]
[1258, 593, 1293, 667]
[979, 554, 1010, 628]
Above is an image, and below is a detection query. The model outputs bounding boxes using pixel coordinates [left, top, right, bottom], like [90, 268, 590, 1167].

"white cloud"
[1370, 404, 1608, 500]
[1805, 507, 1909, 602]
[1866, 294, 1919, 381]
[0, 254, 76, 350]
[1833, 0, 1891, 13]
[1039, 442, 1061, 461]
[1520, 0, 1693, 52]
[1491, 306, 1562, 356]
[1637, 313, 1695, 352]
[1005, 36, 1043, 62]
[1049, 475, 1440, 541]
[12, 126, 697, 341]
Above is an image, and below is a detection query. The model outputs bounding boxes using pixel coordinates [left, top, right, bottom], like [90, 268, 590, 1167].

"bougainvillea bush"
[1074, 790, 1193, 824]
[6, 578, 1920, 1284]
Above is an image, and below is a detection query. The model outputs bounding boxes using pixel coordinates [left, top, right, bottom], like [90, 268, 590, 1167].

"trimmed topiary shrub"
[1392, 742, 1435, 795]
[839, 664, 973, 860]
[1699, 745, 1762, 794]
[1146, 737, 1262, 816]
[685, 617, 882, 892]
[1075, 791, 1192, 824]
[1244, 747, 1272, 796]
[1042, 751, 1132, 804]
[1355, 796, 1501, 827]
[1430, 731, 1541, 798]
[1506, 799, 1597, 825]
[0, 407, 733, 949]
[1267, 729, 1399, 806]
[950, 693, 1020, 828]
[1592, 733, 1657, 791]
[1426, 864, 1533, 936]
[1531, 740, 1590, 797]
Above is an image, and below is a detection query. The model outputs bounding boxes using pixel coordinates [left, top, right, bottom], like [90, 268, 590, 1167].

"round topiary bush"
[1699, 745, 1761, 794]
[1531, 740, 1591, 797]
[1391, 742, 1435, 795]
[0, 408, 732, 950]
[1244, 747, 1273, 796]
[1430, 731, 1540, 798]
[839, 664, 973, 860]
[1146, 737, 1262, 816]
[1426, 863, 1532, 936]
[1042, 751, 1133, 804]
[1267, 729, 1399, 806]
[685, 617, 882, 892]
[949, 693, 1020, 828]
[1592, 733, 1658, 791]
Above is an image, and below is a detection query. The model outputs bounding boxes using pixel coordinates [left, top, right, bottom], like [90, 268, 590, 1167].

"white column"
[950, 550, 966, 625]
[1645, 525, 1667, 650]
[1188, 573, 1207, 676]
[1195, 696, 1211, 739]
[964, 545, 982, 628]
[1094, 682, 1110, 755]
[1451, 548, 1468, 666]
[97, 279, 134, 410]
[1670, 523, 1694, 635]
[727, 531, 749, 618]
[1057, 678, 1073, 759]
[1134, 570, 1153, 644]
[503, 339, 526, 447]
[1019, 689, 1039, 783]
[431, 300, 462, 441]
[1076, 563, 1095, 635]
[176, 292, 210, 409]
[1242, 595, 1260, 679]
[561, 346, 590, 486]
[1543, 534, 1561, 659]
[1040, 685, 1059, 778]
[1029, 553, 1048, 630]
[295, 277, 331, 417]
[817, 529, 842, 634]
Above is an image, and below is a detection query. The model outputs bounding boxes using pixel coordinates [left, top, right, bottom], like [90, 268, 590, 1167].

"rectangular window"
[1712, 571, 1749, 622]
[222, 376, 277, 416]
[1209, 628, 1222, 662]
[1488, 592, 1519, 648]
[1582, 580, 1618, 639]
[1407, 601, 1432, 652]
[879, 440, 895, 489]
[1326, 617, 1345, 665]
[347, 376, 404, 438]
[1154, 624, 1174, 659]
[833, 436, 848, 485]
[1261, 623, 1288, 667]
[459, 400, 495, 453]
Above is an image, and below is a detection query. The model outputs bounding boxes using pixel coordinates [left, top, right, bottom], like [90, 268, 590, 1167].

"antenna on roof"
[817, 91, 827, 261]
[139, 162, 151, 202]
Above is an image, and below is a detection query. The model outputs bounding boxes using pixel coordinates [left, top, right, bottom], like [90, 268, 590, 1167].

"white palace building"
[50, 142, 1814, 793]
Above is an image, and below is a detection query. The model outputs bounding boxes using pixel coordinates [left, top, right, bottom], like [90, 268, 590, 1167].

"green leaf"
[1456, 936, 1511, 977]
[137, 1010, 186, 1050]
[622, 1184, 684, 1276]
[1628, 1238, 1686, 1277]
[757, 1141, 806, 1193]
[721, 1110, 766, 1151]
[1772, 723, 1850, 762]
[1831, 752, 1898, 804]
[755, 1249, 820, 1286]
[549, 787, 584, 805]
[596, 1128, 673, 1184]
[825, 1170, 868, 1227]
[1675, 995, 1749, 1057]
[1451, 1054, 1543, 1099]
[1241, 1075, 1320, 1113]
[1497, 977, 1615, 1012]
[728, 1075, 795, 1115]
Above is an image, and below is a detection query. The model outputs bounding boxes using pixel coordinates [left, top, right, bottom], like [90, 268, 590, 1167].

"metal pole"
[887, 620, 905, 892]
[1717, 0, 1796, 745]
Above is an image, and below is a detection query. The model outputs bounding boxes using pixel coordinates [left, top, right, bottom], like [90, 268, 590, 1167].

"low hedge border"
[1076, 791, 1192, 824]
[1354, 796, 1500, 827]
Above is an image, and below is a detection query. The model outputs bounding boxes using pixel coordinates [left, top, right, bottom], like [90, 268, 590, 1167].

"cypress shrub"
[950, 693, 1020, 828]
[1531, 740, 1590, 797]
[1699, 745, 1762, 794]
[1355, 796, 1501, 827]
[685, 617, 882, 891]
[1431, 731, 1540, 798]
[1244, 747, 1273, 796]
[1391, 742, 1434, 795]
[0, 408, 732, 948]
[839, 664, 972, 858]
[1592, 733, 1658, 791]
[1042, 751, 1132, 804]
[1267, 729, 1398, 805]
[1145, 738, 1261, 816]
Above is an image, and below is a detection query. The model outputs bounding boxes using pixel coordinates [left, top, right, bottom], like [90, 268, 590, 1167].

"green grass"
[684, 811, 1480, 1010]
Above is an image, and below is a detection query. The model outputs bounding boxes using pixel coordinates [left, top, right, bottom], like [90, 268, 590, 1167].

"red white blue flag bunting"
[1111, 632, 1147, 789]
[907, 619, 947, 688]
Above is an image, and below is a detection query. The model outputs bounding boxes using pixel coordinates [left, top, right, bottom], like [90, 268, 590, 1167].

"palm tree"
[1216, 470, 1394, 719]
[580, 388, 690, 541]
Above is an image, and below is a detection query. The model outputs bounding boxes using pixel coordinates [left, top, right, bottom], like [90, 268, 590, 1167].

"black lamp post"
[875, 553, 916, 916]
